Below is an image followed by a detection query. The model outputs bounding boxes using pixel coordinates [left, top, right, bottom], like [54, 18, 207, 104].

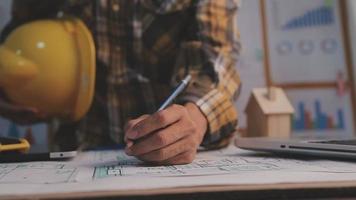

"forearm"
[175, 0, 241, 149]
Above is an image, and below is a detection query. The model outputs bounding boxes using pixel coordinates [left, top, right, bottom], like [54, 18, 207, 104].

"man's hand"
[125, 103, 207, 165]
[0, 90, 47, 125]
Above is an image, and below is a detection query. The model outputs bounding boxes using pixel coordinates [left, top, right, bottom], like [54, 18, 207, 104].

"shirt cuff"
[178, 88, 238, 149]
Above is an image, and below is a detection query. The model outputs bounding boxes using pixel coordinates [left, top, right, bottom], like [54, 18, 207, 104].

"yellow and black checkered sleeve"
[176, 0, 241, 149]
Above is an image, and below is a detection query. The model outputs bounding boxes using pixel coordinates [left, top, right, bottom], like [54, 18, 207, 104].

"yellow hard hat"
[0, 18, 95, 121]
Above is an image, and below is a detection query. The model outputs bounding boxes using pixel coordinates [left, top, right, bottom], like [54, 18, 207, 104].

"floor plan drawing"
[93, 157, 282, 179]
[92, 148, 356, 179]
[2, 147, 356, 185]
[0, 162, 78, 184]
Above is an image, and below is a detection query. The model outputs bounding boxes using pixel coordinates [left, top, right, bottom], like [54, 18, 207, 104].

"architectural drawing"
[92, 149, 356, 179]
[93, 157, 281, 178]
[0, 162, 77, 184]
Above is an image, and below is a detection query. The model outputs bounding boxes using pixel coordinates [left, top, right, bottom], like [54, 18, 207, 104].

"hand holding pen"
[124, 75, 208, 165]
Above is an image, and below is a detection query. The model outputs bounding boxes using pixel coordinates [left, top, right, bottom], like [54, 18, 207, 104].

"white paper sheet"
[2, 146, 356, 198]
[86, 148, 356, 179]
[0, 162, 77, 184]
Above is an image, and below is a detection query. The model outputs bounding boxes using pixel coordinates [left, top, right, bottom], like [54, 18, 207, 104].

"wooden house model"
[244, 87, 294, 138]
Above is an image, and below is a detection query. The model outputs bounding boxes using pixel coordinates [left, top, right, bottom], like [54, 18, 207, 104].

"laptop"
[235, 137, 356, 159]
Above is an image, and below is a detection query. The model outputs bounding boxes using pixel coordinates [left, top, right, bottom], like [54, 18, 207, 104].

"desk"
[5, 181, 356, 200]
[2, 146, 356, 200]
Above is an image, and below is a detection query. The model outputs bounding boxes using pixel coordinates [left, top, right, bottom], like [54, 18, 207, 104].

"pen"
[157, 75, 192, 111]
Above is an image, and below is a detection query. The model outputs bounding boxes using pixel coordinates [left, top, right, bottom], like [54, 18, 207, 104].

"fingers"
[124, 115, 150, 146]
[124, 104, 205, 165]
[126, 104, 186, 140]
[124, 115, 150, 133]
[126, 120, 192, 156]
[134, 136, 197, 164]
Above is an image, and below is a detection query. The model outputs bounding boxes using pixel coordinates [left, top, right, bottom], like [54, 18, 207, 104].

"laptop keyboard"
[310, 139, 356, 146]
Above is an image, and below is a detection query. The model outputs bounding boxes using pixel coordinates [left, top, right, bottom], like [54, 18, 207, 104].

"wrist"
[184, 102, 208, 137]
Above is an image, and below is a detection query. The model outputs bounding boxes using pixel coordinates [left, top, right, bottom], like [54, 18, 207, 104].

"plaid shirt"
[1, 0, 241, 150]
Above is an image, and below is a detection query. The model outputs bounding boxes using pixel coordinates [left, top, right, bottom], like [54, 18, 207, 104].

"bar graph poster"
[264, 0, 347, 84]
[286, 89, 354, 137]
[260, 0, 355, 137]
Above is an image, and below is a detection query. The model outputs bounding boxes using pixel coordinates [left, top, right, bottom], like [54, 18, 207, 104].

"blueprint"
[2, 146, 356, 198]
[2, 146, 356, 185]
[93, 156, 282, 178]
[0, 162, 77, 184]
[91, 146, 356, 179]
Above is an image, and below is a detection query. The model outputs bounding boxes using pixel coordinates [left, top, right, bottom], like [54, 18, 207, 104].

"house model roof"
[246, 87, 294, 115]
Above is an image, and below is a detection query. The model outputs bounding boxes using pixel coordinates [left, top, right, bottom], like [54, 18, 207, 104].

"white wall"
[0, 0, 11, 33]
[347, 0, 356, 89]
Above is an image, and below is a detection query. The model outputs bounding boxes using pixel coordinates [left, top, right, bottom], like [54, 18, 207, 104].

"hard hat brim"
[68, 18, 96, 121]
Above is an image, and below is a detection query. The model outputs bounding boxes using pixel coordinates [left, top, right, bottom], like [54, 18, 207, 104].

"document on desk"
[2, 146, 356, 198]
[86, 148, 356, 179]
[0, 162, 77, 184]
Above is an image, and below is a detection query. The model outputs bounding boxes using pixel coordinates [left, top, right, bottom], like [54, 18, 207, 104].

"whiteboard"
[236, 0, 355, 137]
[286, 89, 354, 137]
[265, 0, 347, 84]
